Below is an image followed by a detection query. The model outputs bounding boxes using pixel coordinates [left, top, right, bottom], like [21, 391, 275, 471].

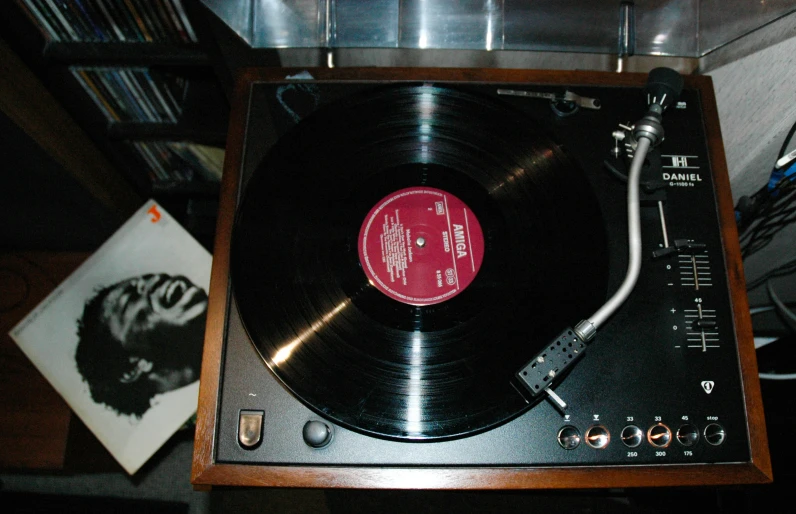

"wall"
[703, 13, 796, 304]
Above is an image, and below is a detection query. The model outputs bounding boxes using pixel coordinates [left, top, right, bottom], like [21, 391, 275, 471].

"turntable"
[191, 67, 771, 489]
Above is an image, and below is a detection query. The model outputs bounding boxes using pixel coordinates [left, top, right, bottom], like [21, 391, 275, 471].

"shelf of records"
[16, 0, 198, 44]
[71, 66, 186, 124]
[128, 140, 224, 188]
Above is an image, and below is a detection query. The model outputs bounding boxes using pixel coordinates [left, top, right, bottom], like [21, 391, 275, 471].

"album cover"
[9, 200, 211, 474]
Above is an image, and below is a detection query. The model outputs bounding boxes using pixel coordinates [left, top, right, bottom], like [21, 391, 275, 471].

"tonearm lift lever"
[497, 88, 601, 116]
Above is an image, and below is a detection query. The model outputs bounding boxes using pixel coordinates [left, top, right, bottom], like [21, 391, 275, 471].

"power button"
[238, 410, 264, 449]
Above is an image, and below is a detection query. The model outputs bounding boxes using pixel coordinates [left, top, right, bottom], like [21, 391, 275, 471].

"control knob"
[704, 423, 726, 446]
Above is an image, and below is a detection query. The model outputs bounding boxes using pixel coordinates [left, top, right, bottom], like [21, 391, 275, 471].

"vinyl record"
[231, 84, 609, 441]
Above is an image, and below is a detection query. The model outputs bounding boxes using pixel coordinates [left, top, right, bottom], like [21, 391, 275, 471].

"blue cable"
[768, 160, 796, 197]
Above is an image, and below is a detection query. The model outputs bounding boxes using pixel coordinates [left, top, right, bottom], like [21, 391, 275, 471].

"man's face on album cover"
[101, 273, 208, 354]
[97, 273, 208, 391]
[75, 273, 209, 416]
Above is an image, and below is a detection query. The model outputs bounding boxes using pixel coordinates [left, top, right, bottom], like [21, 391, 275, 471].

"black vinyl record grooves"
[231, 84, 609, 441]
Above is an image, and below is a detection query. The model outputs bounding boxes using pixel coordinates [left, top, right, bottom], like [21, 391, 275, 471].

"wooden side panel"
[697, 74, 772, 481]
[192, 68, 253, 484]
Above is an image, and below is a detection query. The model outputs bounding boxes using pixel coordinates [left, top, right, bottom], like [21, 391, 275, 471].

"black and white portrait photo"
[75, 273, 208, 418]
[10, 201, 212, 474]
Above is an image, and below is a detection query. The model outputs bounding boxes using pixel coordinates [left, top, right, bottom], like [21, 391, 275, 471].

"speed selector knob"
[621, 425, 644, 448]
[647, 423, 672, 448]
[676, 424, 700, 447]
[704, 423, 726, 446]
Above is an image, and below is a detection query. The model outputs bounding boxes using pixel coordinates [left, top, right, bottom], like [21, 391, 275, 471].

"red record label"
[358, 187, 485, 306]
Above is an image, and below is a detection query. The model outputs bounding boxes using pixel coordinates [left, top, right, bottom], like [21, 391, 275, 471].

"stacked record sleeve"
[130, 140, 224, 185]
[70, 66, 186, 123]
[17, 0, 198, 43]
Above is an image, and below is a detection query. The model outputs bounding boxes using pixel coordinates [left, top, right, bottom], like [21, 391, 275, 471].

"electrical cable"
[740, 193, 796, 259]
[736, 117, 796, 255]
[751, 303, 796, 349]
[759, 373, 796, 380]
[766, 279, 796, 334]
[751, 288, 796, 380]
[747, 256, 796, 291]
[776, 117, 796, 161]
[755, 336, 779, 350]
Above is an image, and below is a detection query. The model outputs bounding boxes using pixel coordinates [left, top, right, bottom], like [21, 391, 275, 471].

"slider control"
[696, 319, 717, 329]
[652, 239, 706, 259]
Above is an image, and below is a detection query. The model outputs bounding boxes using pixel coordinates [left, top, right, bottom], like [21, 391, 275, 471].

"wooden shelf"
[107, 78, 229, 145]
[1, 0, 228, 216]
[44, 42, 212, 66]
